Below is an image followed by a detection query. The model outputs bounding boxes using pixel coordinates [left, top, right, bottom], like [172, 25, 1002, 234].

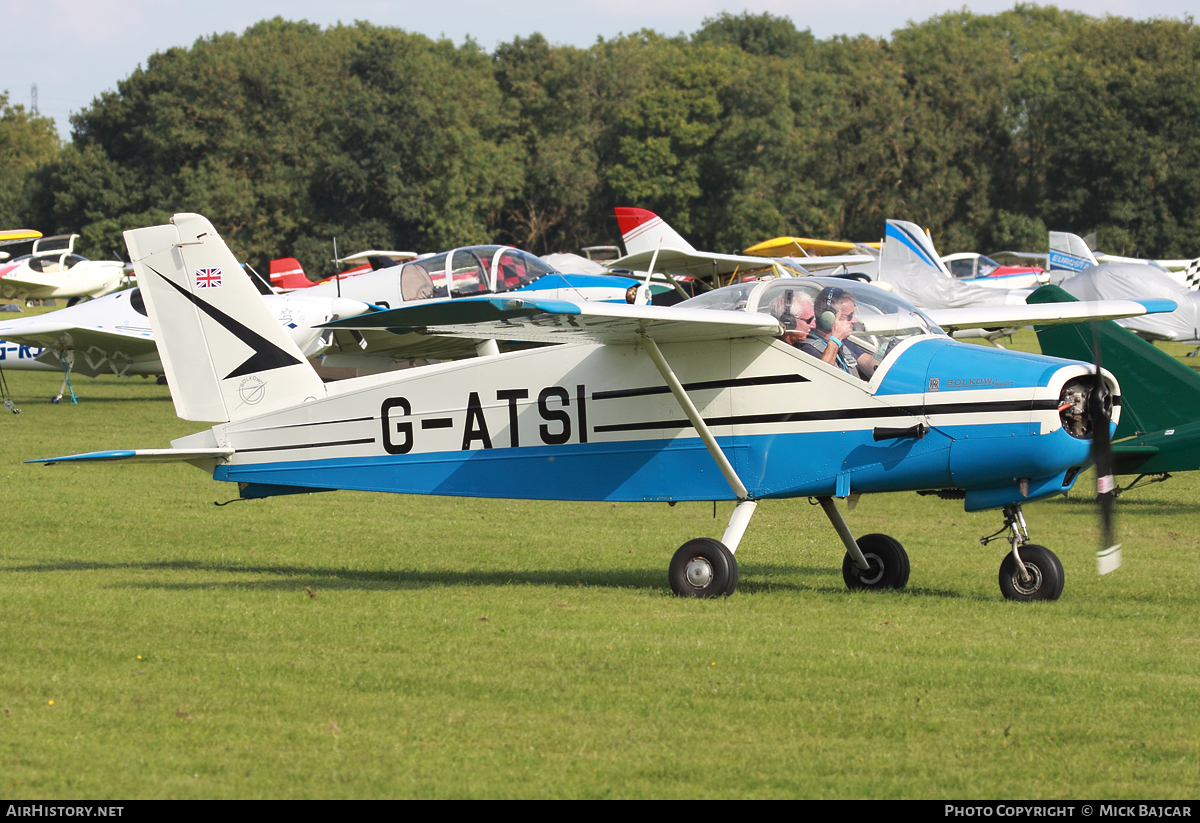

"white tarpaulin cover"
[1061, 263, 1200, 342]
[877, 220, 1025, 309]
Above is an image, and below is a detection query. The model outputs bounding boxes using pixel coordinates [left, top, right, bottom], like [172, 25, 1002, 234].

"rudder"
[124, 214, 325, 423]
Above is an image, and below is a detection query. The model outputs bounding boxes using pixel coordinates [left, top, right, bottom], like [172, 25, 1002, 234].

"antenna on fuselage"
[332, 237, 341, 299]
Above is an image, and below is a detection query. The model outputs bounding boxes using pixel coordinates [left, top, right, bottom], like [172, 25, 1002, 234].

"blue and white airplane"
[30, 215, 1174, 601]
[305, 244, 642, 368]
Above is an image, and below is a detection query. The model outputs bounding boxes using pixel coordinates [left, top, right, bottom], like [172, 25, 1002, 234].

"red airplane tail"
[269, 258, 312, 291]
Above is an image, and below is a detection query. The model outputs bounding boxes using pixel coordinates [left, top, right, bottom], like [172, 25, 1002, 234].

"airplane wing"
[926, 299, 1177, 333]
[0, 318, 157, 355]
[321, 295, 781, 344]
[743, 236, 880, 258]
[0, 230, 41, 245]
[608, 247, 800, 280]
[0, 273, 55, 292]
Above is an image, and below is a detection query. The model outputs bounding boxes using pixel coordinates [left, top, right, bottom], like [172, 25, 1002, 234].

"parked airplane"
[607, 207, 811, 287]
[268, 251, 420, 292]
[0, 275, 371, 402]
[1053, 263, 1200, 347]
[0, 234, 127, 304]
[31, 214, 1171, 600]
[1048, 231, 1200, 290]
[940, 252, 1048, 290]
[306, 244, 641, 370]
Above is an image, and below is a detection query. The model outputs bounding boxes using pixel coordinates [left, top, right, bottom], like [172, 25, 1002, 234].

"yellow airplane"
[742, 236, 880, 258]
[0, 229, 41, 245]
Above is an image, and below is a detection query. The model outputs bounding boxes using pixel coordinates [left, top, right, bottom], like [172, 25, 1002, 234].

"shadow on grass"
[3, 558, 972, 599]
[1049, 495, 1200, 515]
[12, 394, 174, 405]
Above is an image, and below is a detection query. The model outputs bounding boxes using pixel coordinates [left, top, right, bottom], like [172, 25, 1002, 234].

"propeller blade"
[1091, 323, 1121, 574]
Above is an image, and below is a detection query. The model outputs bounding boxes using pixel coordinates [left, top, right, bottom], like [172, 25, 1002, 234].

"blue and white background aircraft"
[30, 215, 1174, 602]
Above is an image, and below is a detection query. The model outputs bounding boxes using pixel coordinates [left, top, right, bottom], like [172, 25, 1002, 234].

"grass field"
[2, 333, 1199, 799]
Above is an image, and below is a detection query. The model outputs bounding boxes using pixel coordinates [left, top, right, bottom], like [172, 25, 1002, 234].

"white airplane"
[620, 209, 1033, 311]
[29, 214, 1175, 599]
[303, 244, 642, 371]
[0, 234, 127, 304]
[1054, 263, 1200, 347]
[606, 207, 819, 291]
[0, 273, 370, 403]
[1048, 231, 1200, 290]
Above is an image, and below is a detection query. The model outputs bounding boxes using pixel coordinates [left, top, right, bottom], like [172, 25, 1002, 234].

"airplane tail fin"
[1048, 231, 1099, 272]
[881, 220, 951, 275]
[614, 207, 696, 255]
[269, 257, 313, 291]
[124, 214, 326, 423]
[1030, 283, 1200, 439]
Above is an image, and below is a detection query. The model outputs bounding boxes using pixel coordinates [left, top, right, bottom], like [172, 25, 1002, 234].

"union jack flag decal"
[195, 267, 222, 288]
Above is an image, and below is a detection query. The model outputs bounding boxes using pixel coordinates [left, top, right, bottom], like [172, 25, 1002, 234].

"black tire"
[669, 538, 738, 598]
[998, 544, 1064, 602]
[842, 533, 910, 590]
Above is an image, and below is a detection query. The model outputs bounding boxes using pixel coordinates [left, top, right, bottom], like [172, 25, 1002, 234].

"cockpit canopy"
[397, 246, 558, 302]
[679, 276, 946, 370]
[7, 252, 90, 273]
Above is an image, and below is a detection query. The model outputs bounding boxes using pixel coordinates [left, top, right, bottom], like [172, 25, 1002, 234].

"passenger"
[800, 287, 876, 379]
[769, 290, 817, 348]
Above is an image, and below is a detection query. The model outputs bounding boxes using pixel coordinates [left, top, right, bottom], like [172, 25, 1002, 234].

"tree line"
[2, 5, 1199, 278]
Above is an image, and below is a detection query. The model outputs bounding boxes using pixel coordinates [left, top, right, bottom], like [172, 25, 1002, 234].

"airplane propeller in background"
[1090, 323, 1121, 574]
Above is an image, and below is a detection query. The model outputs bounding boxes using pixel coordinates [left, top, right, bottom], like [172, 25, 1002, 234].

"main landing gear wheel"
[669, 538, 738, 598]
[842, 533, 910, 591]
[998, 544, 1064, 602]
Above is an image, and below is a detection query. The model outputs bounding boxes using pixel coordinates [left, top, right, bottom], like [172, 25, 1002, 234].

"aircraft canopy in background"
[0, 234, 127, 303]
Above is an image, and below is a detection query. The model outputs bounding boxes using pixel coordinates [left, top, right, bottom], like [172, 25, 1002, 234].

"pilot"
[769, 290, 817, 348]
[800, 287, 876, 379]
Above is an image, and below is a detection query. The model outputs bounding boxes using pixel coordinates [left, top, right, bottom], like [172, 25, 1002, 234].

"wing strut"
[639, 333, 758, 552]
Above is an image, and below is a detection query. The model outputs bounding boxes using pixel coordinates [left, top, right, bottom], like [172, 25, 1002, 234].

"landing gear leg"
[818, 496, 910, 590]
[982, 504, 1064, 601]
[53, 349, 77, 405]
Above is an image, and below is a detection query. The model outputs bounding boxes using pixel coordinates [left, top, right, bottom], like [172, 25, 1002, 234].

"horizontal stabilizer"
[323, 295, 779, 344]
[27, 448, 234, 466]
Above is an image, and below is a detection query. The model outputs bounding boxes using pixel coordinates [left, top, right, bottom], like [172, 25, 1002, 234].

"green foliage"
[14, 9, 1200, 263]
[0, 92, 60, 229]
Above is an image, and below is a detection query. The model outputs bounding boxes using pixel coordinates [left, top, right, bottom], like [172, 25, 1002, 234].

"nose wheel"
[998, 544, 1064, 601]
[982, 504, 1064, 601]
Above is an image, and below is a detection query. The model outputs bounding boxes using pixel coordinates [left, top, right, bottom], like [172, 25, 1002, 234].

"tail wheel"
[842, 533, 910, 590]
[999, 544, 1064, 602]
[669, 538, 738, 598]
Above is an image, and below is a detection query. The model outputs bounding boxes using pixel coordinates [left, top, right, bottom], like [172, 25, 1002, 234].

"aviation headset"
[814, 287, 847, 332]
[779, 290, 797, 331]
